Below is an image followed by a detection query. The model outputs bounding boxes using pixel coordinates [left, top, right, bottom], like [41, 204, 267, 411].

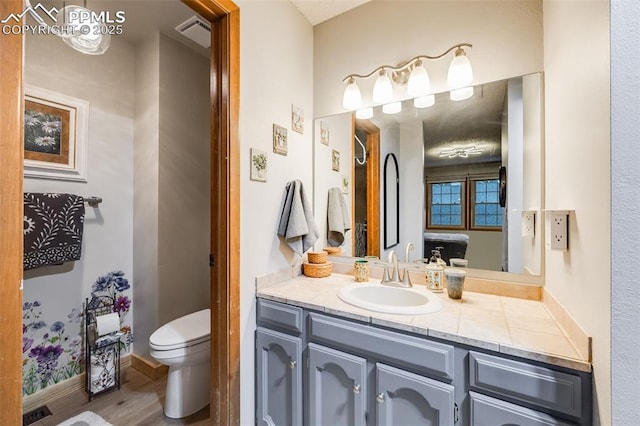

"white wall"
[611, 2, 640, 424]
[313, 114, 353, 255]
[237, 0, 314, 423]
[522, 73, 543, 276]
[157, 34, 211, 325]
[314, 0, 543, 117]
[23, 34, 135, 392]
[543, 1, 610, 423]
[507, 78, 525, 272]
[133, 33, 211, 356]
[133, 33, 160, 357]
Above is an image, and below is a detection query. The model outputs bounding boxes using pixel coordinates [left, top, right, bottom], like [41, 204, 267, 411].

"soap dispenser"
[426, 249, 444, 293]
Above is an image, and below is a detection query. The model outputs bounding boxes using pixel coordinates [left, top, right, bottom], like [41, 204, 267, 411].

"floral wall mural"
[22, 271, 133, 396]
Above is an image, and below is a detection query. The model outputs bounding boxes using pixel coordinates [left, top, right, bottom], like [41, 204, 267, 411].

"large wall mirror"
[313, 72, 544, 281]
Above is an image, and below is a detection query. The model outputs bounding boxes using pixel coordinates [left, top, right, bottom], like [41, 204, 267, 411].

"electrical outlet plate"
[550, 211, 569, 251]
[522, 211, 535, 238]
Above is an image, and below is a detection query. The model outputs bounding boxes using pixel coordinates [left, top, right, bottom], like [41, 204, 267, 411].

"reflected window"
[427, 181, 465, 229]
[471, 179, 503, 229]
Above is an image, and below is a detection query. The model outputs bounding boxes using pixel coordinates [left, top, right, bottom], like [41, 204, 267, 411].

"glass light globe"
[342, 79, 362, 110]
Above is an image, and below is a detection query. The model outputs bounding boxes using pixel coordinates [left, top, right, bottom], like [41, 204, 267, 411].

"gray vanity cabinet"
[307, 343, 367, 426]
[255, 327, 303, 426]
[470, 392, 576, 426]
[376, 363, 456, 425]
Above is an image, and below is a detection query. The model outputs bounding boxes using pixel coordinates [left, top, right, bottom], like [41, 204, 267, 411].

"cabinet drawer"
[469, 351, 583, 419]
[257, 299, 303, 335]
[470, 392, 576, 426]
[308, 313, 454, 381]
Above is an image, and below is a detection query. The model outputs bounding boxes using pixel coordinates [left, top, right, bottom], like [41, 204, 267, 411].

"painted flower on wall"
[22, 270, 133, 396]
[22, 301, 82, 395]
[89, 270, 133, 353]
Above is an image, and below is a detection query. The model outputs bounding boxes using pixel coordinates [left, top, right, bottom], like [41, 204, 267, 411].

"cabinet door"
[256, 327, 303, 426]
[470, 392, 576, 426]
[376, 363, 455, 426]
[308, 343, 367, 426]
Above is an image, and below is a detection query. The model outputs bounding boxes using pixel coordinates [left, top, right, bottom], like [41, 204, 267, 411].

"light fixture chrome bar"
[342, 43, 472, 82]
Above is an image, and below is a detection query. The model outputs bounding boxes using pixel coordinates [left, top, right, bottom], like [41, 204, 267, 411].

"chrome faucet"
[388, 250, 401, 283]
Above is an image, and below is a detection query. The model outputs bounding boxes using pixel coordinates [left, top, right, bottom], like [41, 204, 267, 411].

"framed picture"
[250, 148, 268, 182]
[291, 104, 304, 134]
[320, 121, 330, 146]
[24, 85, 89, 182]
[332, 150, 340, 172]
[273, 124, 288, 155]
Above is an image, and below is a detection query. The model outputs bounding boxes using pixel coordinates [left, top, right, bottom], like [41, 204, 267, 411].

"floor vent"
[23, 405, 52, 426]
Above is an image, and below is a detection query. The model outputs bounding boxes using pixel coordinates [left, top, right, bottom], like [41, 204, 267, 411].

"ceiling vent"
[175, 16, 211, 48]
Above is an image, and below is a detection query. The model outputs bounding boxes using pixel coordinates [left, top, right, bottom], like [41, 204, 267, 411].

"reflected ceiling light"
[450, 86, 474, 101]
[414, 94, 435, 109]
[341, 43, 472, 110]
[439, 145, 484, 158]
[382, 101, 402, 115]
[355, 107, 374, 119]
[342, 77, 362, 110]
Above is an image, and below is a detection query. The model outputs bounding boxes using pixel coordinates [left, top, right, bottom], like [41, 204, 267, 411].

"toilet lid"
[149, 308, 210, 350]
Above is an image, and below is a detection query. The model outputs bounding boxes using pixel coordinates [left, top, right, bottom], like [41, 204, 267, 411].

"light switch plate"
[522, 211, 535, 238]
[550, 211, 568, 251]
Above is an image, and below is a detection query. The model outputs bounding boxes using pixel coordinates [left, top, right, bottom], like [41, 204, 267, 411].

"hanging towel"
[277, 180, 319, 256]
[327, 187, 351, 247]
[23, 193, 85, 270]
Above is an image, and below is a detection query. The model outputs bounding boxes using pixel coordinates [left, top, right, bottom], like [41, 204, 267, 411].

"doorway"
[353, 120, 381, 258]
[0, 0, 240, 424]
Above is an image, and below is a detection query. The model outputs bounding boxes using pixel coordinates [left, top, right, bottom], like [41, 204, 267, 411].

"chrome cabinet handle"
[353, 384, 361, 394]
[289, 360, 296, 369]
[376, 393, 384, 403]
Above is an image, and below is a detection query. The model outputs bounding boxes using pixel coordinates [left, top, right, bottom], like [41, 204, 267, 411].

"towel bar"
[85, 196, 102, 207]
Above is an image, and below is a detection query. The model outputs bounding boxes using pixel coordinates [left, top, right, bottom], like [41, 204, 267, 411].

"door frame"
[0, 0, 241, 424]
[354, 119, 381, 257]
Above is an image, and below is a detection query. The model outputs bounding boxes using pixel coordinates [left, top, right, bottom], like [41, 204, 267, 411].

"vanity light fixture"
[355, 107, 374, 119]
[382, 101, 402, 115]
[341, 43, 473, 111]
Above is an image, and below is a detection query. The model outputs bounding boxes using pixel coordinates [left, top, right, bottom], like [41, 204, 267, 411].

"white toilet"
[149, 308, 211, 418]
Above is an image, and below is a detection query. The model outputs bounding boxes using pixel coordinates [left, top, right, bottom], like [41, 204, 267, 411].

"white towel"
[327, 187, 351, 247]
[278, 180, 319, 256]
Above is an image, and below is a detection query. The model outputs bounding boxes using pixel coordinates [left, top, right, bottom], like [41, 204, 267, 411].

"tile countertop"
[256, 273, 592, 373]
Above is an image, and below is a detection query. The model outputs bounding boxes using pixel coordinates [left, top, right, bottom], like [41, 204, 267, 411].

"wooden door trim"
[183, 0, 240, 424]
[0, 0, 25, 424]
[355, 119, 381, 257]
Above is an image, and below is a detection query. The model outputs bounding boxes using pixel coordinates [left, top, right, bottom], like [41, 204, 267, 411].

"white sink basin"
[338, 284, 443, 315]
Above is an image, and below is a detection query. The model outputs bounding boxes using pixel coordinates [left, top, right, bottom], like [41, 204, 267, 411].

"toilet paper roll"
[96, 312, 120, 336]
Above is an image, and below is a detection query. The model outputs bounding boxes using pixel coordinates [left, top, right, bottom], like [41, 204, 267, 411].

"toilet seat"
[149, 308, 210, 351]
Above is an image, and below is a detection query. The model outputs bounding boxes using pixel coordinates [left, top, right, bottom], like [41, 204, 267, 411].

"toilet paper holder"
[85, 296, 122, 400]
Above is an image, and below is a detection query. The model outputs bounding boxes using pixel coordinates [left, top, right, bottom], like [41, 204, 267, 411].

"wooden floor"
[29, 367, 211, 425]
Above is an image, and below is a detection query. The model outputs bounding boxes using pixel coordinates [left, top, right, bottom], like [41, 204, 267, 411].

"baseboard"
[22, 354, 131, 413]
[130, 352, 168, 380]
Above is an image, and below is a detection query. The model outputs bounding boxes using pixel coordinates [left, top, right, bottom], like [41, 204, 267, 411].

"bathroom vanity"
[256, 274, 592, 425]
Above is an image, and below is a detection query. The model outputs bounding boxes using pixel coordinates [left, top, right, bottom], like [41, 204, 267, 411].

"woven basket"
[307, 251, 328, 264]
[323, 247, 341, 256]
[303, 261, 333, 278]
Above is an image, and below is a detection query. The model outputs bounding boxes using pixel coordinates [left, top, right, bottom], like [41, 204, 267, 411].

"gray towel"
[277, 180, 319, 256]
[327, 187, 351, 247]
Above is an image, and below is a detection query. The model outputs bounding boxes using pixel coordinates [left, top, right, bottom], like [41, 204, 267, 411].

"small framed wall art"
[24, 85, 89, 182]
[291, 104, 304, 134]
[332, 150, 340, 172]
[273, 124, 288, 155]
[250, 148, 268, 182]
[320, 121, 330, 146]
